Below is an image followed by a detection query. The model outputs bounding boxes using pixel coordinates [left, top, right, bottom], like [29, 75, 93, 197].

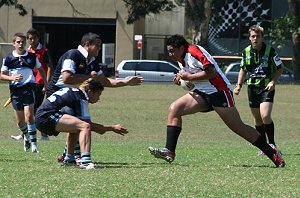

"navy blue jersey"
[36, 87, 91, 121]
[1, 51, 41, 89]
[46, 46, 102, 96]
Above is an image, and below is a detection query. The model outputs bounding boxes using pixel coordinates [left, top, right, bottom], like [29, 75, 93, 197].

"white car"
[115, 60, 180, 82]
[224, 62, 294, 84]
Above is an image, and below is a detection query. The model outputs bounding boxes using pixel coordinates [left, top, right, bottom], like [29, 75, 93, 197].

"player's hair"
[249, 25, 264, 37]
[166, 34, 190, 49]
[80, 78, 104, 93]
[26, 28, 40, 38]
[13, 33, 26, 43]
[81, 32, 101, 46]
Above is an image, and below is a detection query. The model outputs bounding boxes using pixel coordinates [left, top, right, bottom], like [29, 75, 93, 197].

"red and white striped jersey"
[178, 45, 232, 94]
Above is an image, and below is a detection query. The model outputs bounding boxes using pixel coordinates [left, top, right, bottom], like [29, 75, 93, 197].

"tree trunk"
[288, 0, 300, 82]
[187, 0, 212, 50]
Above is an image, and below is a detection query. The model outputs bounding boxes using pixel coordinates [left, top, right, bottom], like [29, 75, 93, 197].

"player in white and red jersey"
[148, 34, 285, 168]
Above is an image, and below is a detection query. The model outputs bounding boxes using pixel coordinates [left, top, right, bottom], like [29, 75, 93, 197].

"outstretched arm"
[89, 122, 128, 136]
[96, 73, 144, 87]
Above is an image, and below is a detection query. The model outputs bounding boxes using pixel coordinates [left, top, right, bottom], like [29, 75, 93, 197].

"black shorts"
[247, 86, 275, 108]
[10, 84, 36, 111]
[193, 89, 235, 112]
[35, 111, 63, 136]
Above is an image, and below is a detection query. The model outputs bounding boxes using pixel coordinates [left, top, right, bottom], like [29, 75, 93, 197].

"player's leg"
[214, 106, 285, 167]
[34, 84, 49, 141]
[56, 114, 94, 169]
[260, 102, 275, 145]
[24, 104, 39, 153]
[149, 92, 209, 162]
[14, 109, 30, 151]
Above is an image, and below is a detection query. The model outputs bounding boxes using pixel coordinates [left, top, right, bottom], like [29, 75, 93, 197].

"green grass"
[0, 82, 300, 197]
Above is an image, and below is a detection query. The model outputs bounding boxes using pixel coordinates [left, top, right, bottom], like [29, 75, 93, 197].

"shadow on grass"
[230, 164, 278, 168]
[92, 161, 191, 169]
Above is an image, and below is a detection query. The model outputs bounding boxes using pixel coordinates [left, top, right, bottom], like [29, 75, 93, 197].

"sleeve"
[43, 50, 52, 65]
[35, 57, 42, 69]
[1, 57, 8, 72]
[61, 59, 76, 74]
[240, 50, 247, 70]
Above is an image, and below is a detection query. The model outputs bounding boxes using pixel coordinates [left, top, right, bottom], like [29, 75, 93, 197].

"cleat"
[40, 136, 50, 141]
[259, 144, 282, 156]
[11, 135, 23, 141]
[75, 157, 81, 166]
[79, 162, 96, 170]
[23, 134, 31, 152]
[31, 145, 39, 153]
[148, 147, 175, 163]
[272, 148, 285, 168]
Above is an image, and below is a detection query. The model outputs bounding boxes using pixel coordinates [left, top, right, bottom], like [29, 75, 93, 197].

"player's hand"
[90, 71, 98, 79]
[265, 81, 275, 91]
[233, 86, 241, 95]
[112, 124, 128, 136]
[126, 76, 144, 86]
[13, 74, 23, 82]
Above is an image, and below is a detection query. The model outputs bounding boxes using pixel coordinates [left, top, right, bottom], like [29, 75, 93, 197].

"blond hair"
[79, 78, 104, 93]
[249, 25, 264, 37]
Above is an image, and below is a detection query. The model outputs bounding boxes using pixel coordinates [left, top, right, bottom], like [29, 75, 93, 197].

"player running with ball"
[148, 34, 285, 168]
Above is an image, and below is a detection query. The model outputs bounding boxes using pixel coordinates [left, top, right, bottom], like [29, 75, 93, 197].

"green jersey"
[241, 42, 283, 87]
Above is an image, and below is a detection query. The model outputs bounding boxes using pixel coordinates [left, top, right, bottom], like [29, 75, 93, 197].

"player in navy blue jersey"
[1, 33, 48, 153]
[36, 78, 128, 169]
[46, 32, 143, 163]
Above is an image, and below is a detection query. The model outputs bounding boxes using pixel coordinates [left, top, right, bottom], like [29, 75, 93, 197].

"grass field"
[0, 82, 300, 197]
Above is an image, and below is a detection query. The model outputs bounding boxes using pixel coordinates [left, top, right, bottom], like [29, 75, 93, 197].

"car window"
[123, 62, 138, 70]
[231, 64, 240, 72]
[137, 62, 158, 71]
[158, 63, 178, 72]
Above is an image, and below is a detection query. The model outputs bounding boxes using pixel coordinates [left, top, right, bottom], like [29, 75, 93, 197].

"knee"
[81, 122, 91, 133]
[168, 102, 179, 115]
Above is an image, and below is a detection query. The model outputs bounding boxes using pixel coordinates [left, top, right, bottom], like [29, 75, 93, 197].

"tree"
[0, 0, 27, 16]
[288, 0, 300, 82]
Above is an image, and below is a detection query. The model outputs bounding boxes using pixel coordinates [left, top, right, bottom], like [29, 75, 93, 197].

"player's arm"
[96, 73, 144, 87]
[35, 57, 48, 87]
[89, 121, 128, 136]
[175, 64, 217, 83]
[44, 51, 54, 83]
[0, 69, 23, 82]
[233, 68, 247, 95]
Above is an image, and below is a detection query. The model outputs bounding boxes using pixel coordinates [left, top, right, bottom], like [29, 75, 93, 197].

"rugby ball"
[180, 79, 195, 91]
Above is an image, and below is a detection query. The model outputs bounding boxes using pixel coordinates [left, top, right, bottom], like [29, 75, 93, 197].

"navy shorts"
[247, 86, 275, 108]
[10, 84, 36, 111]
[35, 107, 74, 136]
[35, 111, 63, 136]
[193, 89, 235, 112]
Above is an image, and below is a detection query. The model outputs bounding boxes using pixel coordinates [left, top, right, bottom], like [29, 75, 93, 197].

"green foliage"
[123, 0, 175, 24]
[0, 0, 27, 16]
[266, 14, 297, 47]
[1, 83, 300, 197]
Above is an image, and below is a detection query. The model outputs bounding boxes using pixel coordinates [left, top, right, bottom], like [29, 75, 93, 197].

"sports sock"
[74, 142, 81, 158]
[255, 125, 266, 142]
[62, 141, 81, 158]
[264, 122, 275, 145]
[81, 152, 92, 164]
[27, 124, 37, 146]
[165, 125, 182, 152]
[19, 124, 27, 134]
[252, 135, 276, 160]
